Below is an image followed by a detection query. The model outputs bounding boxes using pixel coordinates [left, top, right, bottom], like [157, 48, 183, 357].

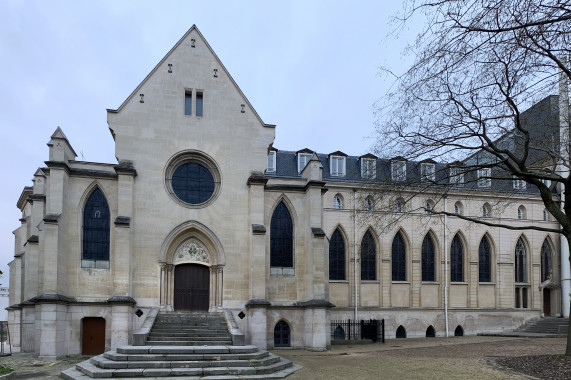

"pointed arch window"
[392, 232, 406, 281]
[270, 201, 293, 268]
[82, 187, 110, 267]
[541, 239, 552, 282]
[478, 236, 491, 282]
[360, 231, 376, 281]
[329, 229, 345, 280]
[421, 234, 435, 282]
[450, 234, 463, 282]
[515, 237, 527, 283]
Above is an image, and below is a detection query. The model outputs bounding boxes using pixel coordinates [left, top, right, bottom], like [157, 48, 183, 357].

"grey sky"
[0, 0, 415, 282]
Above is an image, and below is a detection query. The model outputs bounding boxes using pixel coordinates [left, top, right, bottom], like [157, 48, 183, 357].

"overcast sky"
[0, 0, 418, 283]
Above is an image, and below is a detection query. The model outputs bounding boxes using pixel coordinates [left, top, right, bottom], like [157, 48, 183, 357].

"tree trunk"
[566, 311, 571, 356]
[565, 234, 571, 356]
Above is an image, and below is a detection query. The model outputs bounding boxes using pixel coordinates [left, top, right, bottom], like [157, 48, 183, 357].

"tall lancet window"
[270, 201, 293, 268]
[329, 228, 346, 280]
[82, 187, 110, 267]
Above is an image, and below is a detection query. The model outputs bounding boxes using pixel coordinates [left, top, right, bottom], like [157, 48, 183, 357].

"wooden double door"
[174, 264, 210, 311]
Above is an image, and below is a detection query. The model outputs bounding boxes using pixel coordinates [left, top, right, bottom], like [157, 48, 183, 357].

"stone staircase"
[146, 311, 233, 346]
[517, 317, 569, 335]
[60, 311, 301, 379]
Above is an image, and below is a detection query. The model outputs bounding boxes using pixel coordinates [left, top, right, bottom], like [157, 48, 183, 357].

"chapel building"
[7, 26, 564, 359]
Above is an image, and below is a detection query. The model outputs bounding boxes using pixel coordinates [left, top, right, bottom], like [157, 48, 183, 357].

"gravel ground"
[497, 355, 571, 380]
[276, 336, 567, 380]
[0, 336, 567, 379]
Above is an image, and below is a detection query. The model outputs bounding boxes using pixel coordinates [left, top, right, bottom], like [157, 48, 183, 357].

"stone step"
[116, 345, 259, 355]
[150, 327, 229, 332]
[93, 353, 279, 369]
[149, 333, 231, 338]
[148, 336, 231, 341]
[63, 353, 297, 379]
[146, 340, 233, 346]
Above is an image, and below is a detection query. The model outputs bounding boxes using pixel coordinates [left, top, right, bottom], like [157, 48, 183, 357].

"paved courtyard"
[0, 336, 566, 379]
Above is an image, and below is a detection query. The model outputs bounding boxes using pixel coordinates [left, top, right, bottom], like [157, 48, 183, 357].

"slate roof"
[267, 150, 544, 195]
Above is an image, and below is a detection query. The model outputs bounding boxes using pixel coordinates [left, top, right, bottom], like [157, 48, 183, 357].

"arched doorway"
[174, 264, 210, 311]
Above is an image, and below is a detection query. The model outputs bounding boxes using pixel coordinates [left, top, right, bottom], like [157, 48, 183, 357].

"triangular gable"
[107, 25, 274, 129]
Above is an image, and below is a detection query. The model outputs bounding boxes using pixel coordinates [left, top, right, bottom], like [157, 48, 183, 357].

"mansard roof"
[268, 149, 543, 194]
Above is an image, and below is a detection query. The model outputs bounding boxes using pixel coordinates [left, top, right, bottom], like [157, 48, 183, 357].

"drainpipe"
[353, 189, 358, 322]
[444, 195, 449, 337]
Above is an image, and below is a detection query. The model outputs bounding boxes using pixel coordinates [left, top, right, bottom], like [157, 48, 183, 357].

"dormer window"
[478, 168, 491, 188]
[267, 151, 276, 173]
[449, 166, 464, 186]
[391, 160, 406, 181]
[361, 158, 376, 179]
[513, 177, 526, 190]
[330, 156, 346, 177]
[298, 153, 313, 173]
[421, 163, 435, 182]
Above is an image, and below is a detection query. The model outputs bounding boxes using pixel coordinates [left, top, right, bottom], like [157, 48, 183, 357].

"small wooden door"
[543, 289, 551, 316]
[82, 317, 105, 355]
[174, 264, 210, 311]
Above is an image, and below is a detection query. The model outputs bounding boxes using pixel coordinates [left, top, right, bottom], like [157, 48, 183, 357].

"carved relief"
[174, 239, 210, 264]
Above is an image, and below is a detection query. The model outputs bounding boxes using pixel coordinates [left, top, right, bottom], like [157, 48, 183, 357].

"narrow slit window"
[196, 92, 203, 117]
[184, 91, 192, 115]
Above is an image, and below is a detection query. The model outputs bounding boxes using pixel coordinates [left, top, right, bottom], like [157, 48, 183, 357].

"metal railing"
[331, 319, 385, 343]
[7, 322, 35, 353]
[0, 322, 11, 356]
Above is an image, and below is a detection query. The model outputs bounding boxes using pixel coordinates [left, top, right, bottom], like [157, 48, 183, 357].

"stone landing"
[60, 344, 301, 379]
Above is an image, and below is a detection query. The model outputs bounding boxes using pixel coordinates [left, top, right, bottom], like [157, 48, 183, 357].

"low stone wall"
[331, 308, 540, 339]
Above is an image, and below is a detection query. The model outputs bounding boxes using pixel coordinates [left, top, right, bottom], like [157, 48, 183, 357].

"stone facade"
[7, 25, 564, 359]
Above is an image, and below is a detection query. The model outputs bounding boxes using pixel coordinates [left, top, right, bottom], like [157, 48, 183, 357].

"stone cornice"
[43, 213, 61, 225]
[114, 216, 131, 227]
[107, 296, 137, 305]
[114, 160, 137, 176]
[247, 173, 268, 186]
[311, 227, 326, 238]
[252, 224, 266, 234]
[245, 299, 271, 307]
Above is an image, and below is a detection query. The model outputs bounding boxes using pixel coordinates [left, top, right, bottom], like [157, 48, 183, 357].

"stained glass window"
[392, 232, 406, 281]
[421, 234, 435, 282]
[360, 231, 376, 281]
[82, 188, 110, 262]
[450, 234, 463, 282]
[270, 201, 293, 267]
[329, 229, 345, 280]
[172, 162, 215, 205]
[515, 237, 526, 283]
[541, 239, 552, 282]
[478, 236, 491, 282]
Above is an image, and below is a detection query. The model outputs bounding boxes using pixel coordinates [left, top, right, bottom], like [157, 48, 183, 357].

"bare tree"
[375, 0, 571, 354]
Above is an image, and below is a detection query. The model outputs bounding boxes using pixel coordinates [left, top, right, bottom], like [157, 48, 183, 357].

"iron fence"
[0, 322, 10, 356]
[8, 322, 35, 353]
[331, 319, 385, 343]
